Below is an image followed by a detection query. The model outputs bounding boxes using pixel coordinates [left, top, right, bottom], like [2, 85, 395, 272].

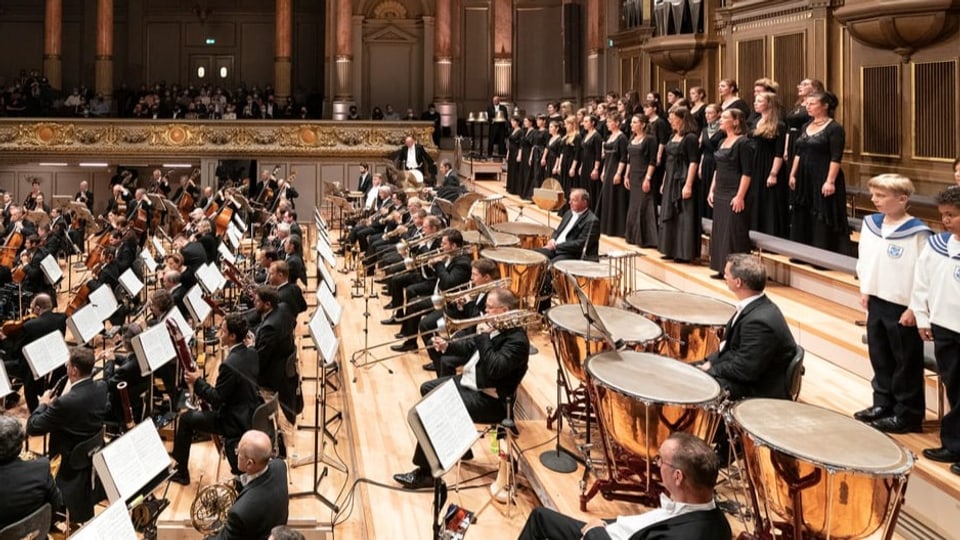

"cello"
[0, 227, 24, 268]
[178, 168, 201, 221]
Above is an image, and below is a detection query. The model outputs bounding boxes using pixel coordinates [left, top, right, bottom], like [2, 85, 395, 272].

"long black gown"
[791, 120, 850, 254]
[659, 133, 701, 261]
[558, 132, 582, 200]
[624, 134, 659, 247]
[699, 125, 724, 221]
[505, 126, 523, 195]
[748, 121, 789, 238]
[599, 132, 629, 237]
[710, 137, 754, 273]
[518, 128, 535, 200]
[544, 135, 563, 180]
[783, 104, 810, 162]
[650, 115, 671, 207]
[528, 128, 549, 197]
[579, 131, 603, 212]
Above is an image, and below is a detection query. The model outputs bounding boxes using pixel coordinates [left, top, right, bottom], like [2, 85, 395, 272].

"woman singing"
[624, 114, 659, 248]
[557, 116, 582, 200]
[505, 115, 524, 195]
[689, 86, 708, 132]
[659, 107, 702, 263]
[579, 115, 603, 212]
[518, 115, 535, 200]
[749, 92, 789, 237]
[718, 79, 750, 116]
[529, 115, 549, 196]
[708, 109, 754, 277]
[599, 114, 629, 237]
[544, 119, 563, 184]
[789, 91, 850, 254]
[698, 104, 723, 221]
[784, 78, 824, 162]
[645, 100, 670, 208]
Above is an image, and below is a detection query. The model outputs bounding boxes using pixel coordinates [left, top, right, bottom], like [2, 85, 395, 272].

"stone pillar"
[95, 0, 113, 99]
[275, 0, 292, 100]
[433, 0, 455, 134]
[493, 0, 513, 101]
[331, 0, 354, 119]
[43, 0, 62, 90]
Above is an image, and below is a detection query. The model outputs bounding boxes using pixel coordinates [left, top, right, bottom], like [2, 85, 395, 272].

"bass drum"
[730, 399, 914, 540]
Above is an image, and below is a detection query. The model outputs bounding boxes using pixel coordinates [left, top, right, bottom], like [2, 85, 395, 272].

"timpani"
[481, 247, 548, 308]
[551, 260, 621, 306]
[491, 222, 555, 250]
[625, 290, 736, 363]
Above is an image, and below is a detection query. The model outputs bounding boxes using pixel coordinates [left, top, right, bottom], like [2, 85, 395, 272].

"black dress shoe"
[394, 332, 406, 339]
[422, 362, 436, 371]
[384, 301, 400, 309]
[853, 405, 893, 422]
[709, 273, 724, 280]
[381, 316, 401, 325]
[950, 463, 960, 476]
[870, 416, 922, 434]
[923, 447, 960, 463]
[170, 471, 191, 485]
[390, 341, 418, 353]
[393, 468, 433, 489]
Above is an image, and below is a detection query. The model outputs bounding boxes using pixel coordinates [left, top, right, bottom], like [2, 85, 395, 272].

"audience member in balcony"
[384, 104, 400, 120]
[371, 106, 384, 120]
[788, 91, 850, 255]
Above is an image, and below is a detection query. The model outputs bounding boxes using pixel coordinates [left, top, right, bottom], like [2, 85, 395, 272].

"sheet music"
[218, 241, 237, 265]
[317, 281, 342, 326]
[225, 223, 242, 250]
[413, 380, 479, 472]
[232, 212, 247, 233]
[140, 247, 157, 273]
[163, 307, 192, 339]
[307, 309, 339, 365]
[195, 262, 221, 294]
[317, 237, 336, 268]
[0, 360, 12, 398]
[69, 500, 137, 540]
[151, 236, 166, 258]
[40, 254, 63, 285]
[67, 303, 105, 345]
[22, 330, 70, 379]
[132, 322, 176, 375]
[94, 420, 171, 503]
[183, 284, 212, 326]
[317, 258, 336, 295]
[119, 268, 144, 297]
[88, 284, 119, 321]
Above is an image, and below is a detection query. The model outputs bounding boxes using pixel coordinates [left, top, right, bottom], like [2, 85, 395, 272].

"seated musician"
[517, 432, 732, 540]
[104, 322, 150, 425]
[284, 235, 308, 288]
[145, 289, 181, 410]
[391, 134, 437, 183]
[252, 286, 298, 423]
[268, 260, 307, 317]
[338, 185, 395, 255]
[31, 194, 52, 215]
[152, 169, 170, 197]
[209, 430, 289, 540]
[254, 248, 280, 285]
[171, 314, 261, 484]
[114, 226, 140, 273]
[535, 188, 600, 262]
[126, 188, 153, 236]
[393, 288, 529, 490]
[0, 415, 64, 530]
[103, 184, 132, 218]
[174, 233, 208, 291]
[389, 229, 471, 352]
[284, 210, 303, 239]
[365, 197, 418, 269]
[26, 347, 109, 523]
[1, 191, 12, 231]
[3, 294, 68, 412]
[197, 186, 215, 209]
[75, 180, 94, 212]
[698, 254, 797, 400]
[421, 258, 500, 374]
[20, 234, 58, 304]
[161, 270, 189, 319]
[269, 525, 305, 540]
[382, 215, 442, 314]
[372, 208, 425, 274]
[163, 252, 184, 280]
[196, 219, 220, 266]
[6, 204, 38, 240]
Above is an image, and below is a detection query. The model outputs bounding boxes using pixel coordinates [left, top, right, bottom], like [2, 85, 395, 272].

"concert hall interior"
[1, 1, 960, 539]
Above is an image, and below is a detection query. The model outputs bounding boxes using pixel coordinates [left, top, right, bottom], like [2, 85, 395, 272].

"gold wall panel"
[913, 60, 958, 161]
[860, 65, 901, 158]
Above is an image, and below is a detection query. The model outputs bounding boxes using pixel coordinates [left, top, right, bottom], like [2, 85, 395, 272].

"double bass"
[178, 168, 201, 221]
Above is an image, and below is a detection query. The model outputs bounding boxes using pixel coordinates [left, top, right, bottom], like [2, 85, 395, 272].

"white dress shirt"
[555, 210, 584, 244]
[604, 493, 717, 540]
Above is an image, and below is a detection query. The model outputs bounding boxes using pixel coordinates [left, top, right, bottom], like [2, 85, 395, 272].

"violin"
[0, 312, 37, 339]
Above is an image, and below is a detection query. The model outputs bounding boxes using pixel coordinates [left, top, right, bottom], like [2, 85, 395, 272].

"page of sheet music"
[184, 284, 212, 326]
[163, 307, 193, 340]
[414, 380, 479, 472]
[218, 241, 237, 264]
[133, 323, 176, 375]
[70, 500, 137, 540]
[317, 259, 336, 294]
[40, 254, 63, 285]
[140, 247, 158, 272]
[232, 212, 247, 233]
[151, 236, 166, 258]
[0, 361, 12, 398]
[226, 223, 242, 250]
[22, 330, 70, 379]
[68, 303, 105, 344]
[88, 285, 119, 322]
[97, 420, 171, 503]
[317, 281, 343, 326]
[119, 268, 144, 297]
[308, 309, 339, 365]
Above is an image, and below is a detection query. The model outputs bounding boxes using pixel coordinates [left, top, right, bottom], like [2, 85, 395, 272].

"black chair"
[785, 345, 805, 401]
[0, 502, 51, 540]
[251, 393, 281, 457]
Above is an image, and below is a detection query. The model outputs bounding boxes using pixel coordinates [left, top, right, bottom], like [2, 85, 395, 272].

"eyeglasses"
[653, 454, 678, 470]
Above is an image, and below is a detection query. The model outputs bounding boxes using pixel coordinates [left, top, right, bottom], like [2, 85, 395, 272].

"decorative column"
[331, 0, 354, 119]
[493, 0, 513, 101]
[584, 0, 603, 99]
[434, 0, 455, 133]
[275, 0, 292, 100]
[95, 0, 113, 98]
[43, 0, 62, 90]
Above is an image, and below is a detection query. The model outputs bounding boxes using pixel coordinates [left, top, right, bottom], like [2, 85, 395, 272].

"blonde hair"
[868, 174, 915, 198]
[563, 116, 579, 144]
[753, 92, 781, 139]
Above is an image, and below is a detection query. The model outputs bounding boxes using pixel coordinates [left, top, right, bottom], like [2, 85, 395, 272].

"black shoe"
[870, 416, 922, 434]
[923, 447, 960, 463]
[710, 273, 724, 280]
[951, 463, 960, 476]
[381, 316, 401, 325]
[462, 449, 474, 461]
[390, 341, 417, 353]
[170, 471, 191, 485]
[384, 301, 400, 309]
[394, 332, 406, 339]
[334, 248, 345, 256]
[853, 405, 893, 422]
[393, 468, 433, 489]
[422, 362, 436, 371]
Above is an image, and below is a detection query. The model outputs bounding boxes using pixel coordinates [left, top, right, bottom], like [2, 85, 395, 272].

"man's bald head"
[238, 429, 273, 471]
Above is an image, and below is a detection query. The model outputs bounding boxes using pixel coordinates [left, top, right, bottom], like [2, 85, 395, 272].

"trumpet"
[392, 277, 511, 322]
[382, 223, 409, 241]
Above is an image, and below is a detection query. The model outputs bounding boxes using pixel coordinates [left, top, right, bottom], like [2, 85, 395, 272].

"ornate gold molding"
[0, 120, 437, 160]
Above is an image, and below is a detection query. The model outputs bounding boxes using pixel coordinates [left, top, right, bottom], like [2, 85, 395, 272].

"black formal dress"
[649, 116, 671, 208]
[173, 344, 261, 475]
[722, 98, 750, 116]
[558, 132, 582, 203]
[518, 129, 535, 200]
[706, 294, 797, 400]
[748, 122, 790, 238]
[519, 505, 732, 540]
[698, 124, 724, 221]
[529, 128, 550, 197]
[709, 137, 754, 273]
[783, 104, 810, 162]
[791, 121, 850, 254]
[624, 134, 659, 247]
[659, 133, 701, 262]
[26, 378, 109, 522]
[599, 132, 629, 238]
[505, 127, 524, 195]
[579, 131, 603, 212]
[0, 456, 63, 529]
[209, 460, 289, 540]
[544, 135, 563, 180]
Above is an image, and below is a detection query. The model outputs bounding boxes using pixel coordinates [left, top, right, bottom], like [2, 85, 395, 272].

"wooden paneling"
[515, 6, 564, 103]
[239, 22, 274, 86]
[736, 38, 765, 106]
[913, 60, 957, 161]
[773, 33, 804, 94]
[861, 65, 900, 157]
[462, 7, 492, 104]
[147, 22, 183, 84]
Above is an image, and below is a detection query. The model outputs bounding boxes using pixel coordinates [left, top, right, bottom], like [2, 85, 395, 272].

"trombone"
[397, 230, 444, 256]
[392, 278, 511, 322]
